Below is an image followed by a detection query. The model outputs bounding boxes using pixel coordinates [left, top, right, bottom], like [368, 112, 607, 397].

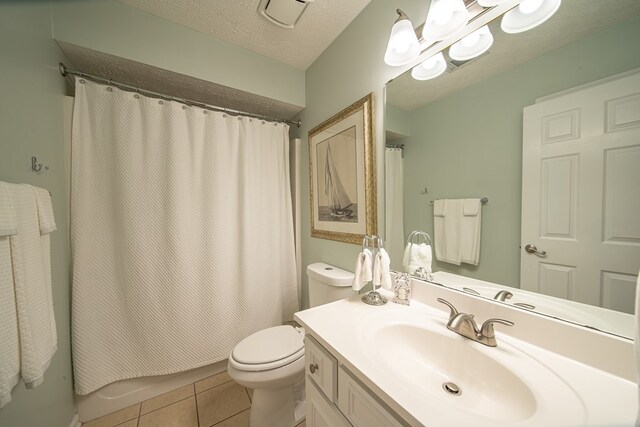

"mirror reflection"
[384, 1, 640, 338]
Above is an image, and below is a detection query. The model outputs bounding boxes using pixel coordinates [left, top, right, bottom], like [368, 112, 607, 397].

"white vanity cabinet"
[304, 336, 406, 427]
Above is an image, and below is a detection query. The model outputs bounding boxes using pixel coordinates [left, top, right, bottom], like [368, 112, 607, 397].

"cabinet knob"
[309, 363, 319, 374]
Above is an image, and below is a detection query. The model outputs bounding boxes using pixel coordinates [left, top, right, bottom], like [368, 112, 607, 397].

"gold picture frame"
[309, 93, 376, 244]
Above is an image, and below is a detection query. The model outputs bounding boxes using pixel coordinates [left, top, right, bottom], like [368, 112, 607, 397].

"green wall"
[51, 0, 305, 108]
[298, 0, 428, 307]
[0, 2, 75, 427]
[399, 15, 640, 288]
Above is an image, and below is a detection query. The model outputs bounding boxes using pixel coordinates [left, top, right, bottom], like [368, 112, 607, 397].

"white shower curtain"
[71, 78, 298, 395]
[385, 148, 404, 271]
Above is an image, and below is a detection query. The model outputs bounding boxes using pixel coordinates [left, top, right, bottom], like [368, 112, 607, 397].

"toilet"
[227, 262, 354, 427]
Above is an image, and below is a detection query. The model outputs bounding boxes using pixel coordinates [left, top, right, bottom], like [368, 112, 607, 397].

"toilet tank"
[307, 263, 355, 308]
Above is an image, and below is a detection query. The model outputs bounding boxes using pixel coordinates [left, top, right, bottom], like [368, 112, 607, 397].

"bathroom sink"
[361, 308, 586, 427]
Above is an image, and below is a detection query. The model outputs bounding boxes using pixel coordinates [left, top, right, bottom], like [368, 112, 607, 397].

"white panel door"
[521, 70, 640, 312]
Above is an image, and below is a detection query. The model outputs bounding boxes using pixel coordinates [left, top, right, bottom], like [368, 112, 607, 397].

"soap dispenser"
[393, 273, 411, 305]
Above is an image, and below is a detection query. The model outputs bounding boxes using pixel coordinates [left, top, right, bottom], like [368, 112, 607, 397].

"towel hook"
[420, 187, 428, 195]
[31, 156, 49, 174]
[407, 230, 432, 246]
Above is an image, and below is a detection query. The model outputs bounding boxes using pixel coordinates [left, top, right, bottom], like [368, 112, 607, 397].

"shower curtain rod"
[58, 63, 301, 128]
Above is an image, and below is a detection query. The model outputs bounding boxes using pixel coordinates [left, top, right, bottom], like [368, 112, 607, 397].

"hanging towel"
[461, 198, 482, 266]
[8, 184, 57, 389]
[434, 199, 464, 265]
[29, 186, 57, 235]
[0, 182, 20, 408]
[402, 243, 412, 273]
[352, 249, 373, 291]
[373, 248, 392, 290]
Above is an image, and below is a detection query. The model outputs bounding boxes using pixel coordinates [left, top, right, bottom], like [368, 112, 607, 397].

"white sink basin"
[361, 308, 586, 427]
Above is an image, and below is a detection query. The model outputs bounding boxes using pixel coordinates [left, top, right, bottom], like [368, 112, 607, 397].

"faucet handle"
[480, 318, 514, 338]
[436, 298, 458, 321]
[493, 290, 513, 302]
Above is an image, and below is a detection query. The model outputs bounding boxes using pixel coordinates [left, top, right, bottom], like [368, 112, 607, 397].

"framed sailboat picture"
[308, 93, 376, 244]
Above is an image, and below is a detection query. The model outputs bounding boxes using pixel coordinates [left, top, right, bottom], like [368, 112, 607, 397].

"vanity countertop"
[295, 288, 637, 427]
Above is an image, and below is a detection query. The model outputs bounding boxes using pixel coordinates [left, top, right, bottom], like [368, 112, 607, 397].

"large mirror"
[384, 0, 640, 338]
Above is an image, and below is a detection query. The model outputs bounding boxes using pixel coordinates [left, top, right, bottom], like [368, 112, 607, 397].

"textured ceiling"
[58, 41, 304, 121]
[116, 0, 372, 70]
[387, 1, 640, 111]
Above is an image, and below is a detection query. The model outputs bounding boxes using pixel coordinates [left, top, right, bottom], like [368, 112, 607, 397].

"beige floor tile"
[138, 396, 198, 427]
[213, 409, 250, 427]
[195, 371, 233, 394]
[115, 420, 138, 427]
[83, 404, 140, 427]
[140, 384, 194, 415]
[196, 381, 251, 426]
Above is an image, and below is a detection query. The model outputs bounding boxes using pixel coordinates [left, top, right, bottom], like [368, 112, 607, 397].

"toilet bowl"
[227, 263, 355, 427]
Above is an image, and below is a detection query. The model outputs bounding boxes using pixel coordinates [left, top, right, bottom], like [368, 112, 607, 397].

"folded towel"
[434, 199, 464, 265]
[433, 199, 446, 217]
[0, 234, 20, 408]
[461, 198, 482, 265]
[352, 249, 373, 291]
[28, 185, 57, 235]
[407, 243, 434, 281]
[8, 184, 57, 389]
[373, 248, 392, 290]
[0, 182, 17, 236]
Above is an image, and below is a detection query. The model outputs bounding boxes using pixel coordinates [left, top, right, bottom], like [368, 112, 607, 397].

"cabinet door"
[305, 336, 338, 402]
[306, 376, 351, 427]
[338, 367, 405, 427]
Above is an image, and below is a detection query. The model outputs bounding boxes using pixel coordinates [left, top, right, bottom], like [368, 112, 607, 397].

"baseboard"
[68, 413, 80, 427]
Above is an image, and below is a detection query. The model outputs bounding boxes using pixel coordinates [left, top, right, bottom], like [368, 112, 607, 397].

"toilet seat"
[229, 325, 305, 372]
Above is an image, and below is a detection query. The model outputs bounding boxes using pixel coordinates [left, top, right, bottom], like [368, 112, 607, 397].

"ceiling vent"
[258, 0, 314, 29]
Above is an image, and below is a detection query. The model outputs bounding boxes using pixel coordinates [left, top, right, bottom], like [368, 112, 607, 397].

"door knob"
[524, 244, 546, 256]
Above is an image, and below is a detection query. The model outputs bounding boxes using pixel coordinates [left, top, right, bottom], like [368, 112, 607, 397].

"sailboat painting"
[317, 126, 358, 223]
[309, 93, 376, 244]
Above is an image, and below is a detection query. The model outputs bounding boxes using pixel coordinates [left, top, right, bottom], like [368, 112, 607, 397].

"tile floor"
[83, 371, 306, 427]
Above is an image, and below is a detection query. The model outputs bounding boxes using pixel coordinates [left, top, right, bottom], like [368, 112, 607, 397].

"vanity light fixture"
[411, 52, 447, 81]
[501, 0, 561, 33]
[449, 25, 494, 61]
[422, 0, 470, 41]
[384, 9, 421, 66]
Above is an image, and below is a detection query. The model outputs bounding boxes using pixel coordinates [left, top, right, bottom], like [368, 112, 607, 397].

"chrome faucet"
[494, 290, 513, 302]
[437, 298, 514, 347]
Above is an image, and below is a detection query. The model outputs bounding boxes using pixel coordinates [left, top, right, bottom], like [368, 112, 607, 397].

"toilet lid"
[232, 325, 304, 365]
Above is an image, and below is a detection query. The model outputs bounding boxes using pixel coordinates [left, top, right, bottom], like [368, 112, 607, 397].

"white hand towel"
[373, 248, 392, 290]
[352, 249, 373, 291]
[28, 186, 57, 235]
[461, 198, 482, 266]
[434, 199, 463, 265]
[8, 184, 57, 389]
[408, 243, 433, 272]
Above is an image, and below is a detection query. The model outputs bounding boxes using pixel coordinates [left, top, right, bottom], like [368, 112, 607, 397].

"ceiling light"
[411, 53, 447, 80]
[449, 25, 493, 61]
[422, 0, 470, 41]
[501, 0, 561, 34]
[384, 9, 421, 66]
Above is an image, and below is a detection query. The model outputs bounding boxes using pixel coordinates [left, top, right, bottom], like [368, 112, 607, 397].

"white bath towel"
[352, 249, 373, 291]
[373, 248, 392, 290]
[461, 198, 482, 266]
[8, 184, 57, 389]
[0, 182, 20, 408]
[29, 186, 57, 235]
[434, 199, 464, 265]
